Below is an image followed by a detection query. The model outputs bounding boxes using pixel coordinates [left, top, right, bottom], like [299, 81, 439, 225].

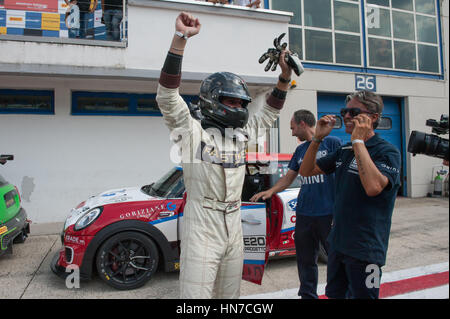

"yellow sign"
[0, 27, 6, 35]
[0, 226, 8, 236]
[41, 13, 60, 31]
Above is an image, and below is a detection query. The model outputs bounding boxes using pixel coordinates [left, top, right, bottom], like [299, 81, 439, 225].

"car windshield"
[143, 161, 300, 200]
[142, 167, 185, 198]
[271, 161, 302, 188]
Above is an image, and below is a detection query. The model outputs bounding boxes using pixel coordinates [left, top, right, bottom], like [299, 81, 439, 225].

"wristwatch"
[312, 136, 323, 143]
[175, 31, 188, 41]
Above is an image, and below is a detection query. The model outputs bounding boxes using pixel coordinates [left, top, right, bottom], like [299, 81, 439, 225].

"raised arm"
[299, 115, 335, 176]
[350, 114, 389, 197]
[156, 12, 201, 133]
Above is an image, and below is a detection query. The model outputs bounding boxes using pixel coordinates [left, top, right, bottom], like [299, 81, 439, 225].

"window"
[335, 33, 361, 65]
[271, 0, 363, 66]
[0, 89, 54, 114]
[365, 0, 441, 74]
[270, 0, 442, 76]
[71, 91, 197, 116]
[142, 167, 185, 198]
[305, 30, 333, 63]
[376, 117, 392, 130]
[304, 0, 331, 29]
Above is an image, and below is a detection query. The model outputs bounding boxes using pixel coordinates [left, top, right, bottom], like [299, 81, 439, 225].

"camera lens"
[408, 130, 449, 161]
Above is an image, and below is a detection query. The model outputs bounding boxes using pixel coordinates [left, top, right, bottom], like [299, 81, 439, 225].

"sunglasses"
[340, 107, 376, 118]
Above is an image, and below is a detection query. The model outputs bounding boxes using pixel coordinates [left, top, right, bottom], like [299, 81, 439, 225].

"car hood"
[64, 186, 157, 230]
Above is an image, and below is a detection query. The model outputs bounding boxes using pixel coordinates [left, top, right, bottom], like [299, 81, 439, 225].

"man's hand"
[248, 0, 261, 8]
[279, 50, 293, 80]
[315, 115, 336, 140]
[176, 12, 201, 38]
[351, 114, 373, 141]
[250, 189, 274, 202]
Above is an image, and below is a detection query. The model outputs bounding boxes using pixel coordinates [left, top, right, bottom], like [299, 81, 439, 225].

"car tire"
[96, 231, 159, 290]
[13, 231, 27, 244]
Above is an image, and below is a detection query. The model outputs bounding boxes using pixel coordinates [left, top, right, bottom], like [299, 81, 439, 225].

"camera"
[408, 114, 449, 161]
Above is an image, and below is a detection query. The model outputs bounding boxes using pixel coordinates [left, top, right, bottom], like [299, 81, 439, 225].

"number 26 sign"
[355, 74, 376, 92]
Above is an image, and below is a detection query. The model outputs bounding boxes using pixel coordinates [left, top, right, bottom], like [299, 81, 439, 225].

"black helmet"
[199, 72, 252, 129]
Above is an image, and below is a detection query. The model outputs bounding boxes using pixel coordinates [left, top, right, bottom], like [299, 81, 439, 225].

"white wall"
[0, 75, 173, 223]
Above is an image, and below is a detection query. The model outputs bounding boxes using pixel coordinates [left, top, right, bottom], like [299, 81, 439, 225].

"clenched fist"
[176, 12, 201, 38]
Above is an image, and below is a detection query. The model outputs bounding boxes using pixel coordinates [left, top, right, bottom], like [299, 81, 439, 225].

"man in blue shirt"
[251, 110, 341, 299]
[299, 90, 401, 299]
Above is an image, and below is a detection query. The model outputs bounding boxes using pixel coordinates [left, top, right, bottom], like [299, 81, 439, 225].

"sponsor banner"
[1, 1, 108, 39]
[4, 0, 58, 13]
[241, 204, 267, 284]
[6, 9, 25, 28]
[58, 0, 68, 14]
[41, 12, 59, 30]
[94, 9, 102, 28]
[25, 11, 41, 29]
[0, 9, 6, 26]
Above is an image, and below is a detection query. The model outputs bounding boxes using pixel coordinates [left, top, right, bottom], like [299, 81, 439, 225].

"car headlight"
[74, 207, 103, 231]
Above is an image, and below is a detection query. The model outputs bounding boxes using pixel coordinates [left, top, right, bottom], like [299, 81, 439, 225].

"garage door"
[317, 93, 405, 195]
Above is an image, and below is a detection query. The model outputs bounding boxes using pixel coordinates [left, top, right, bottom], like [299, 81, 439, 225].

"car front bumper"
[0, 208, 30, 256]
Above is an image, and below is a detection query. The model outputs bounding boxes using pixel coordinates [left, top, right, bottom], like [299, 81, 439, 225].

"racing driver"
[156, 12, 296, 299]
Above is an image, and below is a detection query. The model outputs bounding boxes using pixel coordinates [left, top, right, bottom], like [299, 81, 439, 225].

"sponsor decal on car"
[287, 198, 297, 211]
[65, 235, 86, 246]
[0, 226, 8, 235]
[119, 206, 164, 220]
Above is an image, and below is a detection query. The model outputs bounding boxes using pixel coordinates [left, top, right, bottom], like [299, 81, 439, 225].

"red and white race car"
[51, 154, 323, 290]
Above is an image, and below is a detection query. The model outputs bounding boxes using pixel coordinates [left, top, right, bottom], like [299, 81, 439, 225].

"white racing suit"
[156, 82, 283, 299]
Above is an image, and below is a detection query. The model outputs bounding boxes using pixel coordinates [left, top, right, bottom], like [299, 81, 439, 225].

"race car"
[0, 154, 31, 257]
[51, 153, 324, 290]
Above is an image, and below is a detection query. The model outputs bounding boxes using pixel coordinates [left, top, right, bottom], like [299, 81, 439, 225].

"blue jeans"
[103, 9, 123, 41]
[68, 28, 80, 38]
[79, 11, 91, 39]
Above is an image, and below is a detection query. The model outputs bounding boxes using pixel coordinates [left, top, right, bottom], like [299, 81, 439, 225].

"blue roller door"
[317, 93, 405, 195]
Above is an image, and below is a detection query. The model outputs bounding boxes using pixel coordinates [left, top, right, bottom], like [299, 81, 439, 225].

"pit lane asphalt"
[0, 197, 448, 299]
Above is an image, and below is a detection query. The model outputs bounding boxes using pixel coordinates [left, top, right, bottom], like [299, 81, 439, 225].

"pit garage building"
[0, 0, 448, 223]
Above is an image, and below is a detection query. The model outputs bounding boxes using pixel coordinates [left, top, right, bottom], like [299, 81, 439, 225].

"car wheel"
[13, 231, 27, 244]
[96, 231, 159, 290]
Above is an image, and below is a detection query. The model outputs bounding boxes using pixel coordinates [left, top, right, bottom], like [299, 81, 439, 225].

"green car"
[0, 155, 30, 257]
